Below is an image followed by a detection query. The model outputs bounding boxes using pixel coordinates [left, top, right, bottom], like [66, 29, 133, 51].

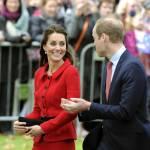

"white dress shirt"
[110, 46, 126, 81]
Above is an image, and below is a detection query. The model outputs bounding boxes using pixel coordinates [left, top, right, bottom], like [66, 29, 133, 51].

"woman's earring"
[45, 51, 47, 54]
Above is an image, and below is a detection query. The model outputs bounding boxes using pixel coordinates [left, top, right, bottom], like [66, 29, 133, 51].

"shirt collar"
[41, 59, 71, 80]
[110, 46, 126, 65]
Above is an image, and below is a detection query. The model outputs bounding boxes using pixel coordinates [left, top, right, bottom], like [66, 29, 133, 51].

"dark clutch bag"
[83, 122, 103, 150]
[18, 117, 50, 126]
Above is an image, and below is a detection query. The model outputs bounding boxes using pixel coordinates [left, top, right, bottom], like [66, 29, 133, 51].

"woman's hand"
[26, 125, 45, 137]
[13, 120, 29, 134]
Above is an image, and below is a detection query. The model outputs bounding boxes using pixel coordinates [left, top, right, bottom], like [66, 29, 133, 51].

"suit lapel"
[101, 59, 107, 103]
[108, 50, 129, 100]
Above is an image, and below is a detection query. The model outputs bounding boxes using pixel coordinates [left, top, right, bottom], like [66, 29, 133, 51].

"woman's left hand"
[26, 125, 45, 137]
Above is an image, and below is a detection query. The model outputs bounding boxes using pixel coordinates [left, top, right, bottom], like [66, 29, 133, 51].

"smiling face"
[43, 32, 67, 63]
[6, 0, 20, 13]
[43, 0, 58, 17]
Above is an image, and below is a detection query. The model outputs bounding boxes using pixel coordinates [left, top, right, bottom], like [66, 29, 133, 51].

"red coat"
[26, 60, 80, 143]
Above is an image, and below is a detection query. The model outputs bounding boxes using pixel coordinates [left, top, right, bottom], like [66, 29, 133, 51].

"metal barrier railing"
[77, 43, 105, 136]
[0, 41, 40, 121]
[0, 42, 26, 117]
[80, 43, 105, 102]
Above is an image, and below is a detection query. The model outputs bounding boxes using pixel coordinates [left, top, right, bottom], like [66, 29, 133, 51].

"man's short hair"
[95, 16, 124, 43]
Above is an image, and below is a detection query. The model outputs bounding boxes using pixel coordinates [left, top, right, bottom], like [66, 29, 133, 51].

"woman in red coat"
[13, 24, 80, 150]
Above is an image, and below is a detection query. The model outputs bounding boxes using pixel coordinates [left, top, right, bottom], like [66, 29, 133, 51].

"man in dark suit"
[61, 17, 149, 150]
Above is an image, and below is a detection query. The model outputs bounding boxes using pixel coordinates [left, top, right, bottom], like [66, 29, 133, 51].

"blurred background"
[0, 0, 150, 149]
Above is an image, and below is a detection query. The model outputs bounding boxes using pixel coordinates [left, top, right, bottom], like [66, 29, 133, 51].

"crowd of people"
[0, 0, 149, 131]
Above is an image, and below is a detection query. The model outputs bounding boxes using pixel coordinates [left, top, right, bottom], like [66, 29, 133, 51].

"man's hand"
[61, 98, 91, 113]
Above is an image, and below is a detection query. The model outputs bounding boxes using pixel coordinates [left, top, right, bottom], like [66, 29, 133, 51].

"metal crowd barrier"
[0, 41, 40, 122]
[80, 43, 105, 102]
[76, 43, 105, 136]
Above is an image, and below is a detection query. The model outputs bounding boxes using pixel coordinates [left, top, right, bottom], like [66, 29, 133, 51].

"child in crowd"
[29, 0, 65, 42]
[98, 0, 115, 18]
[133, 0, 150, 76]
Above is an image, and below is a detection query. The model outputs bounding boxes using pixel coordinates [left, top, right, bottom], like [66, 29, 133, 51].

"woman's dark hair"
[40, 24, 73, 66]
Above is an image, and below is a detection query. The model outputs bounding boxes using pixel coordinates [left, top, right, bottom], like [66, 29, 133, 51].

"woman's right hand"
[13, 120, 29, 134]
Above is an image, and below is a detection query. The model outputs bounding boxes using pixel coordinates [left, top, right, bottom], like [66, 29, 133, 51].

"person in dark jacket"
[0, 0, 30, 133]
[29, 0, 65, 43]
[61, 17, 150, 150]
[65, 0, 99, 103]
[65, 0, 99, 57]
[0, 0, 30, 43]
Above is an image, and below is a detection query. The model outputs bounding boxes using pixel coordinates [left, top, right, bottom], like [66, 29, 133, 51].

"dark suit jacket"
[80, 50, 149, 150]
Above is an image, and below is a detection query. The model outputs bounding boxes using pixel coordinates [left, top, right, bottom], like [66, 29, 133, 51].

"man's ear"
[103, 33, 109, 42]
[99, 33, 106, 41]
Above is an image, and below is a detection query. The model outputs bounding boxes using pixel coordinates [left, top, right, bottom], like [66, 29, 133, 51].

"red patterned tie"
[106, 61, 113, 100]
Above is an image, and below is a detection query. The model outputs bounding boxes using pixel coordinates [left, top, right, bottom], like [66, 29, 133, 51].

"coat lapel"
[108, 51, 129, 101]
[101, 59, 107, 103]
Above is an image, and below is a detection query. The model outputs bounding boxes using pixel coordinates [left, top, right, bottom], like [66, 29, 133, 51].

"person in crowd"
[122, 0, 150, 120]
[13, 24, 80, 150]
[116, 0, 144, 31]
[133, 0, 150, 116]
[56, 0, 72, 18]
[98, 0, 116, 18]
[122, 0, 145, 56]
[61, 17, 149, 150]
[0, 0, 31, 133]
[0, 0, 31, 43]
[65, 0, 99, 57]
[78, 0, 116, 132]
[58, 0, 72, 10]
[0, 0, 31, 83]
[132, 0, 150, 76]
[25, 0, 42, 16]
[0, 0, 4, 41]
[29, 0, 65, 42]
[65, 0, 99, 101]
[32, 0, 69, 18]
[0, 0, 3, 15]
